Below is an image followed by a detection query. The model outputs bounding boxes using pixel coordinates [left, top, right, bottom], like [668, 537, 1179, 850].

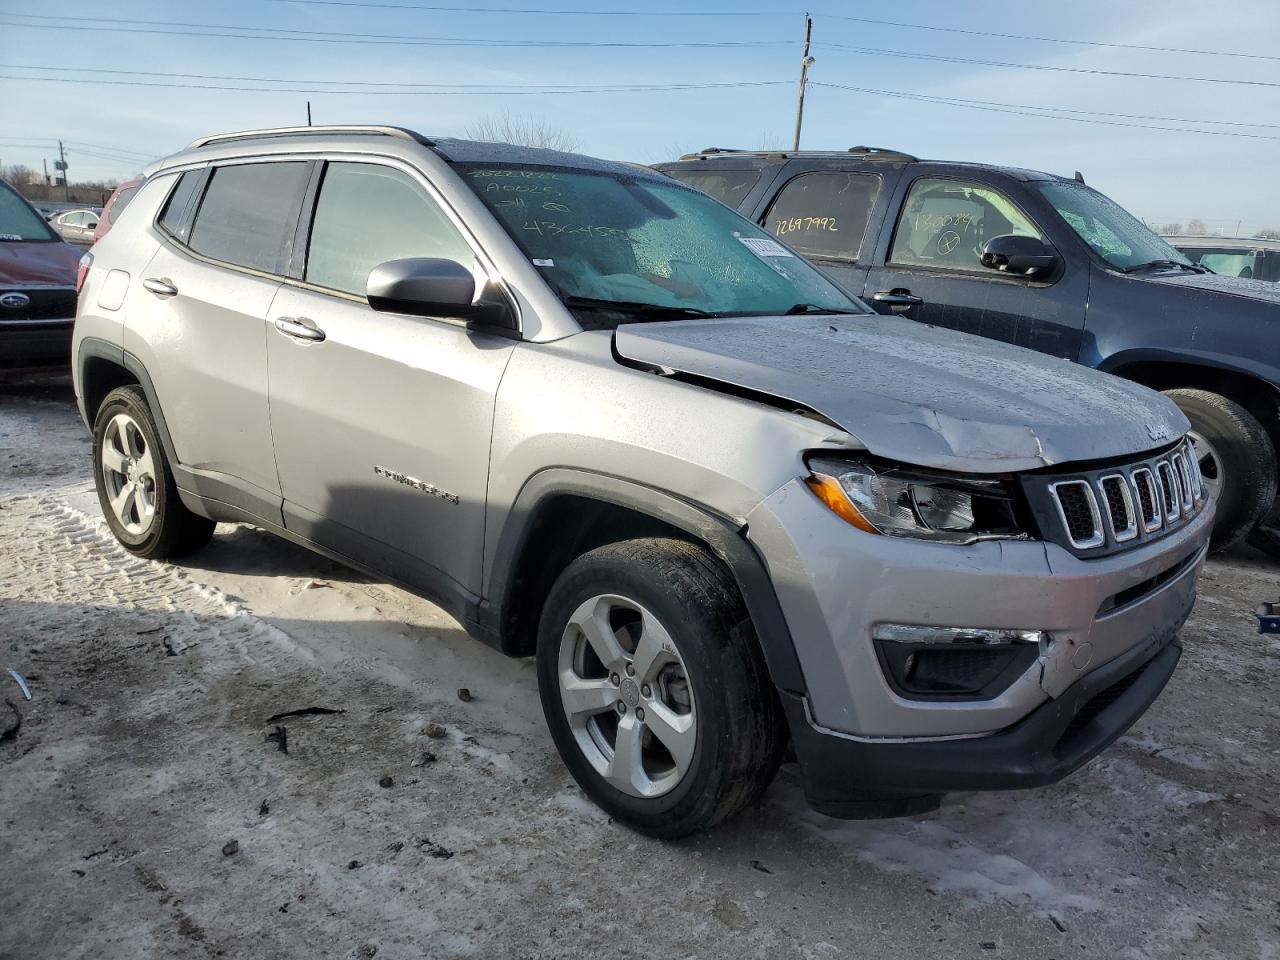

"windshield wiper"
[1121, 259, 1207, 274]
[562, 296, 714, 319]
[782, 302, 864, 316]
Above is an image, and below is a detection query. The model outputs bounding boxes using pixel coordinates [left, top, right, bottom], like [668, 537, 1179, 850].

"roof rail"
[676, 145, 918, 162]
[186, 125, 434, 150]
[847, 145, 919, 161]
[676, 147, 747, 160]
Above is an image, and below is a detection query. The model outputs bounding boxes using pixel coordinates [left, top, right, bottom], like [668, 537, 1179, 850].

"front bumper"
[745, 475, 1211, 814]
[782, 626, 1181, 817]
[0, 318, 74, 368]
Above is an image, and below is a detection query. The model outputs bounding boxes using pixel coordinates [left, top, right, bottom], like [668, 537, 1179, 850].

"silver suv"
[73, 127, 1213, 837]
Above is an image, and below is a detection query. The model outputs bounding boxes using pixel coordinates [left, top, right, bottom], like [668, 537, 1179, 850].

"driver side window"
[889, 178, 1043, 273]
[306, 161, 474, 297]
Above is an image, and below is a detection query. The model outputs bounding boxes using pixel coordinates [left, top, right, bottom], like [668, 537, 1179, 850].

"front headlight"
[805, 457, 1029, 543]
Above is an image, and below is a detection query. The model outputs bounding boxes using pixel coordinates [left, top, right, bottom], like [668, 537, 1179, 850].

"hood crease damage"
[614, 315, 1188, 474]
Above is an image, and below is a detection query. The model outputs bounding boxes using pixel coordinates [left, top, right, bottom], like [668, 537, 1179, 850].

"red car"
[0, 178, 83, 368]
[92, 177, 143, 244]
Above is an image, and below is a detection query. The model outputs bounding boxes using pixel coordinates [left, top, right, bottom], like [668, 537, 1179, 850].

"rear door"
[266, 157, 516, 597]
[755, 160, 901, 297]
[863, 172, 1089, 359]
[125, 159, 313, 519]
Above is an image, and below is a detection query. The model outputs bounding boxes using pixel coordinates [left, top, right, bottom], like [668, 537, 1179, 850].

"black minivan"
[657, 148, 1280, 554]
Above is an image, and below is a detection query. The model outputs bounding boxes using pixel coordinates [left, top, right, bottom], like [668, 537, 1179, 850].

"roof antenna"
[1074, 170, 1085, 184]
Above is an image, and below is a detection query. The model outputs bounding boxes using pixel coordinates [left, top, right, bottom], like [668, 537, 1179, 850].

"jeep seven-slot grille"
[1031, 439, 1206, 555]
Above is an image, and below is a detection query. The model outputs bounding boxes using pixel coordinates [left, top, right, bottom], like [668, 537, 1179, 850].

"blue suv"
[656, 147, 1280, 554]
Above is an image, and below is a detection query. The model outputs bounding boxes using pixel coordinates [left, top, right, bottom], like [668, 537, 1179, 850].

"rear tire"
[93, 385, 215, 559]
[1164, 388, 1276, 552]
[536, 537, 785, 839]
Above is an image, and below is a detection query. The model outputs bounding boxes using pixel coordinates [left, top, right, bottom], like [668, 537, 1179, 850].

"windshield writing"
[461, 164, 862, 325]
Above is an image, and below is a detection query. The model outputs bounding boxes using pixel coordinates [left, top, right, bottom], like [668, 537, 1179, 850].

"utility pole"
[306, 101, 313, 126]
[58, 140, 69, 201]
[42, 158, 49, 187]
[792, 14, 814, 152]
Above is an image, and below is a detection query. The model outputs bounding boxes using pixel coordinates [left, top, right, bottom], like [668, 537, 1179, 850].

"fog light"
[872, 625, 1045, 701]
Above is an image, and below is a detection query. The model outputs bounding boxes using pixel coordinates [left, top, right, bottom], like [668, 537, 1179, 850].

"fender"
[76, 336, 282, 525]
[481, 467, 807, 695]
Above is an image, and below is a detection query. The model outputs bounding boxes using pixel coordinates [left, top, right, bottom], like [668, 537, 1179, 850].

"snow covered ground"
[2, 371, 1278, 960]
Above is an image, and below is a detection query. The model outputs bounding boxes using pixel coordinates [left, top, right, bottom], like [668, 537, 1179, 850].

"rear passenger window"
[664, 170, 761, 209]
[305, 162, 473, 297]
[764, 172, 880, 261]
[188, 162, 311, 274]
[158, 172, 201, 237]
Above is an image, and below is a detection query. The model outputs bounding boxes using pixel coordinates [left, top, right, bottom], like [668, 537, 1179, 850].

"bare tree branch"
[464, 111, 581, 152]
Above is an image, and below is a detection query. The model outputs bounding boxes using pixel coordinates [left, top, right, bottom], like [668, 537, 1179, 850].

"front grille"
[1132, 468, 1160, 531]
[1026, 439, 1207, 557]
[1049, 480, 1103, 548]
[0, 287, 77, 323]
[1099, 474, 1137, 542]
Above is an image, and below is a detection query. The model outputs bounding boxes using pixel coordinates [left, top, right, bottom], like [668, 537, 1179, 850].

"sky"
[1, 0, 1277, 234]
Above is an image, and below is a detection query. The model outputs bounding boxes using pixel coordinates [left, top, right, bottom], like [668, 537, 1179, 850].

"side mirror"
[980, 235, 1060, 278]
[366, 257, 514, 329]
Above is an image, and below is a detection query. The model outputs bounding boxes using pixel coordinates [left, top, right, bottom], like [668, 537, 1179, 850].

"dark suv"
[656, 148, 1280, 554]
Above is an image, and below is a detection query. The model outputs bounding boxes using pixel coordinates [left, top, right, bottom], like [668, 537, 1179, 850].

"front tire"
[1164, 388, 1276, 552]
[93, 385, 215, 559]
[536, 538, 785, 838]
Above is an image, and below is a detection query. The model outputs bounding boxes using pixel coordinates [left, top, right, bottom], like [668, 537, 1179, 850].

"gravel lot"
[2, 370, 1278, 960]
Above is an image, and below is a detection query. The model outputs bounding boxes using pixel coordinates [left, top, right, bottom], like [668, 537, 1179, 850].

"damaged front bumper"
[745, 476, 1212, 815]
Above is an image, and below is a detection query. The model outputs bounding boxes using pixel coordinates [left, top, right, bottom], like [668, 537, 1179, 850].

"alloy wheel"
[1187, 429, 1224, 502]
[556, 593, 696, 799]
[101, 413, 158, 536]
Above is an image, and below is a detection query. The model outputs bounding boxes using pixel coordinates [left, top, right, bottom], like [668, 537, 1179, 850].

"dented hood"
[614, 314, 1188, 473]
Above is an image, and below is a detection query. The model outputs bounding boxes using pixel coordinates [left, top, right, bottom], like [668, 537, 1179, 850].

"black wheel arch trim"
[481, 467, 807, 695]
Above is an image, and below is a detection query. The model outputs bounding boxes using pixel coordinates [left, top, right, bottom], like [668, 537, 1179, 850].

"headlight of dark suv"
[805, 456, 1029, 544]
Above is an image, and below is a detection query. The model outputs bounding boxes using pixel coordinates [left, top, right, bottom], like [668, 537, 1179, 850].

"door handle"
[274, 316, 326, 342]
[872, 290, 924, 307]
[142, 277, 178, 298]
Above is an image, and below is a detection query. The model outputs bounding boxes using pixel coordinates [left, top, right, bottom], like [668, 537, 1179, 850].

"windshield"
[459, 163, 864, 325]
[1038, 181, 1191, 271]
[0, 182, 57, 242]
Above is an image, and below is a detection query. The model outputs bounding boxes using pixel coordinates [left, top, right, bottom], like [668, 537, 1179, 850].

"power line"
[0, 73, 791, 96]
[821, 15, 1280, 63]
[814, 86, 1280, 132]
[11, 64, 1275, 133]
[811, 82, 1280, 141]
[0, 63, 786, 92]
[821, 43, 1280, 90]
[262, 0, 787, 14]
[0, 137, 156, 164]
[0, 14, 786, 48]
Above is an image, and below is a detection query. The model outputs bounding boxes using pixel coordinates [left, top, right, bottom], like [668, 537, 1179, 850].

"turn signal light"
[804, 473, 878, 534]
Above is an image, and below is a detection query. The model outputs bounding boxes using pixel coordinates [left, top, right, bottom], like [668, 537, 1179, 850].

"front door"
[266, 159, 516, 596]
[864, 175, 1088, 359]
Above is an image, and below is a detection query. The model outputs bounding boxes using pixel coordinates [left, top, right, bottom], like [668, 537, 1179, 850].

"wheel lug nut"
[641, 684, 651, 698]
[616, 702, 626, 715]
[635, 707, 645, 722]
[625, 664, 635, 677]
[610, 673, 620, 686]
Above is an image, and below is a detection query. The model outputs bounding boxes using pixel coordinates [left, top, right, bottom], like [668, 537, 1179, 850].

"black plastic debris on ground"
[265, 725, 288, 754]
[265, 706, 345, 723]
